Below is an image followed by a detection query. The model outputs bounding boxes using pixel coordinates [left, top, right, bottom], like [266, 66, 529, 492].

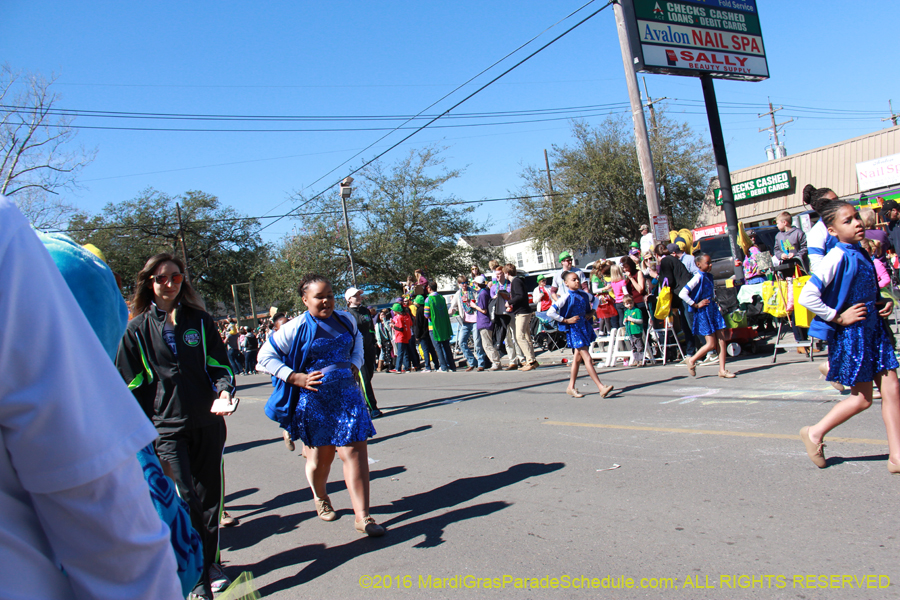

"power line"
[48, 193, 557, 234]
[257, 0, 616, 235]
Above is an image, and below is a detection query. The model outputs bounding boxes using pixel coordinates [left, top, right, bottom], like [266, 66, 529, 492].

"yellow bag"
[793, 276, 813, 328]
[654, 279, 672, 319]
[761, 280, 789, 318]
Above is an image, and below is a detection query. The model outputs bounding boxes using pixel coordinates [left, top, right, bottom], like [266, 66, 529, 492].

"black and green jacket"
[116, 304, 235, 433]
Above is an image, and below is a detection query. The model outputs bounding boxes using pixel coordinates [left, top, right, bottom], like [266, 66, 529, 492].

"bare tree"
[13, 187, 83, 230]
[0, 64, 95, 201]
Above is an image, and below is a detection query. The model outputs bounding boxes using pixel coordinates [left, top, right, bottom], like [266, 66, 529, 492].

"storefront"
[696, 126, 900, 231]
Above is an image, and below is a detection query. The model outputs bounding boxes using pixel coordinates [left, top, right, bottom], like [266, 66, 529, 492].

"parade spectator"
[550, 251, 584, 300]
[622, 294, 646, 366]
[413, 295, 438, 372]
[881, 199, 900, 255]
[620, 256, 648, 327]
[548, 271, 614, 398]
[489, 264, 526, 369]
[533, 274, 552, 320]
[374, 309, 394, 372]
[861, 207, 892, 255]
[471, 275, 501, 370]
[449, 275, 482, 371]
[242, 327, 259, 374]
[257, 274, 384, 537]
[774, 211, 808, 271]
[116, 253, 236, 599]
[391, 303, 413, 373]
[504, 263, 539, 371]
[470, 264, 483, 281]
[673, 244, 699, 275]
[345, 287, 382, 418]
[0, 198, 184, 600]
[656, 242, 696, 356]
[414, 268, 428, 287]
[225, 326, 243, 375]
[425, 281, 457, 372]
[640, 223, 654, 255]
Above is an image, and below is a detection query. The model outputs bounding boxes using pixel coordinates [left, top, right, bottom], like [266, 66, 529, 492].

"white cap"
[344, 287, 363, 301]
[473, 275, 486, 284]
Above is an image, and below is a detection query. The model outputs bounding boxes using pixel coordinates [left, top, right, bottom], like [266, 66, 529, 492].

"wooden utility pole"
[543, 149, 554, 193]
[613, 1, 661, 236]
[175, 202, 190, 279]
[883, 100, 899, 127]
[641, 77, 667, 133]
[758, 98, 793, 156]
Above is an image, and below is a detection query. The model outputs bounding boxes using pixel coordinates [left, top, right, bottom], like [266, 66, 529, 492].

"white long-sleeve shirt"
[258, 310, 364, 382]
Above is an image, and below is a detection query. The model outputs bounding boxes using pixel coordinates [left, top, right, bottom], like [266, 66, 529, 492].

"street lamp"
[339, 176, 358, 288]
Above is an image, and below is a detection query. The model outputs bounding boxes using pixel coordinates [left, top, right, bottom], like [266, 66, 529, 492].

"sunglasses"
[149, 273, 184, 285]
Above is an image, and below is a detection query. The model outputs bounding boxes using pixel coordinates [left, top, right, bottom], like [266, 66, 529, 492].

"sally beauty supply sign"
[620, 0, 769, 82]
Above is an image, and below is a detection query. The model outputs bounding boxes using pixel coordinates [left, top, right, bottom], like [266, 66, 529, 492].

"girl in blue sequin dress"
[797, 202, 900, 473]
[678, 252, 735, 379]
[548, 271, 614, 398]
[258, 275, 384, 536]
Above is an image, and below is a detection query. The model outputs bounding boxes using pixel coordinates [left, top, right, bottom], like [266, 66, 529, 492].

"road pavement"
[219, 347, 898, 599]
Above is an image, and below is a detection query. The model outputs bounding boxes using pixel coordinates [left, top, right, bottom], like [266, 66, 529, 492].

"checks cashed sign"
[621, 0, 769, 82]
[714, 170, 792, 205]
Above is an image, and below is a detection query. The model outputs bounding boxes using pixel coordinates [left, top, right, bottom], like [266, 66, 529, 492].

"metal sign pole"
[700, 74, 743, 282]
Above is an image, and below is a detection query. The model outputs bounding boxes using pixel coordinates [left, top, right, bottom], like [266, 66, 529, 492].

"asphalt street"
[219, 347, 898, 599]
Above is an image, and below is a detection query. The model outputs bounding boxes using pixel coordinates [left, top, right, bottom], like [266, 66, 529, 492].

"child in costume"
[257, 274, 384, 536]
[797, 201, 900, 472]
[548, 271, 614, 398]
[679, 252, 735, 379]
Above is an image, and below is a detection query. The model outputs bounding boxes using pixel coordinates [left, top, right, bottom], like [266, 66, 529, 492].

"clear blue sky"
[4, 1, 897, 242]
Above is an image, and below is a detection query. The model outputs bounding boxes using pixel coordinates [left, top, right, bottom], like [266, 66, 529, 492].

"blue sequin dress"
[827, 259, 898, 387]
[290, 329, 375, 447]
[690, 272, 727, 336]
[563, 291, 596, 350]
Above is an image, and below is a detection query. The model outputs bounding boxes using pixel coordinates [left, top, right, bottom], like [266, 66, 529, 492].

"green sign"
[715, 170, 792, 205]
[634, 0, 762, 36]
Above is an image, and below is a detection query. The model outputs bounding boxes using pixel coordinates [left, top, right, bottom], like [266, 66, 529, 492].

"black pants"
[156, 419, 227, 597]
[360, 349, 378, 411]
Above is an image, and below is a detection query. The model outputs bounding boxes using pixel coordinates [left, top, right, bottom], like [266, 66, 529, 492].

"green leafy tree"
[515, 109, 712, 255]
[276, 146, 498, 299]
[68, 188, 265, 312]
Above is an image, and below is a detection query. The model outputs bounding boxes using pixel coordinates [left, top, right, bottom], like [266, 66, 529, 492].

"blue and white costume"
[806, 219, 838, 270]
[547, 289, 599, 350]
[678, 271, 727, 336]
[798, 242, 898, 386]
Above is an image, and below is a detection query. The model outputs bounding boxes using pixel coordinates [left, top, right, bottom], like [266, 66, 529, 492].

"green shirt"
[624, 308, 644, 336]
[424, 293, 453, 341]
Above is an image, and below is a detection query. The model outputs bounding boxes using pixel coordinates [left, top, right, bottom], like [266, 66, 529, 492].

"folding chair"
[608, 327, 635, 367]
[589, 327, 616, 366]
[532, 313, 566, 352]
[644, 317, 684, 365]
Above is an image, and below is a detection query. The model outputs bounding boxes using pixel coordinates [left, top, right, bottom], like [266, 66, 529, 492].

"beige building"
[697, 126, 900, 229]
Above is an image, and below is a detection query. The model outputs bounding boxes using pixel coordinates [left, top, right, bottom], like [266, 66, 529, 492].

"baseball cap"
[474, 275, 486, 284]
[559, 251, 573, 262]
[344, 287, 362, 301]
[640, 223, 649, 231]
[666, 243, 679, 253]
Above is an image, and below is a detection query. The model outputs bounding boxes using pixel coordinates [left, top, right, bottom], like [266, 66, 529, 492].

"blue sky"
[4, 1, 897, 242]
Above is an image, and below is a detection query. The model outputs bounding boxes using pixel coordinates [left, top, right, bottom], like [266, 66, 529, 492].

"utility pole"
[543, 149, 554, 194]
[339, 177, 358, 288]
[641, 77, 667, 133]
[758, 98, 793, 158]
[175, 202, 190, 279]
[613, 1, 661, 236]
[883, 100, 899, 127]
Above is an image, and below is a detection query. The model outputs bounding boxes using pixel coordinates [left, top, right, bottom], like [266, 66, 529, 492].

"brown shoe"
[465, 366, 475, 372]
[519, 363, 535, 372]
[506, 363, 520, 371]
[477, 367, 484, 372]
[315, 496, 337, 521]
[800, 426, 826, 468]
[355, 516, 386, 537]
[797, 347, 809, 355]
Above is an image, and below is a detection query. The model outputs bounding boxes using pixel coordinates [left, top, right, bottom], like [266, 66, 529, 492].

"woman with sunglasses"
[115, 253, 235, 600]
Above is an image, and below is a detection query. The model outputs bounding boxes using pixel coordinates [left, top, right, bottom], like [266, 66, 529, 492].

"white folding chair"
[609, 327, 634, 367]
[589, 327, 616, 367]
